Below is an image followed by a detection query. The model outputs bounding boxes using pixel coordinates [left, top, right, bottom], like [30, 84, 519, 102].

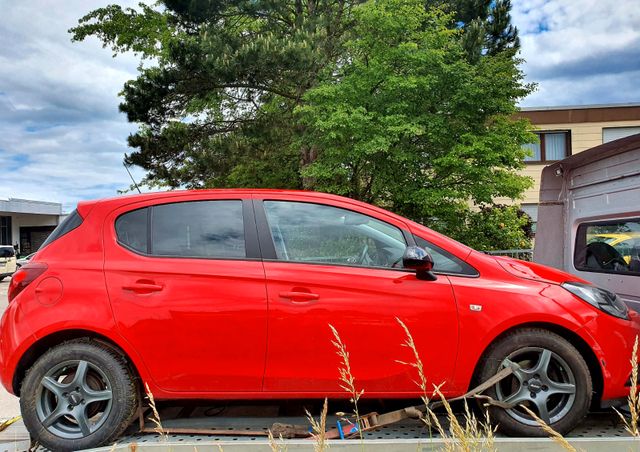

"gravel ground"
[0, 279, 21, 421]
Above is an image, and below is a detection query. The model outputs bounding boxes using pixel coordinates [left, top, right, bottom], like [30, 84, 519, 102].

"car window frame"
[114, 198, 260, 261]
[254, 199, 413, 271]
[254, 198, 478, 276]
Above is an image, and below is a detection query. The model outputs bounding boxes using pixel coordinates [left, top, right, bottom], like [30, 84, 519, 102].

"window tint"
[116, 207, 148, 253]
[414, 235, 477, 276]
[575, 220, 640, 276]
[152, 201, 245, 258]
[263, 201, 406, 268]
[40, 210, 83, 250]
[0, 247, 15, 258]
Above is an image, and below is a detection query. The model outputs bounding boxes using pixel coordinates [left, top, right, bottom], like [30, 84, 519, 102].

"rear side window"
[39, 210, 83, 250]
[116, 200, 246, 259]
[574, 219, 640, 276]
[0, 247, 15, 258]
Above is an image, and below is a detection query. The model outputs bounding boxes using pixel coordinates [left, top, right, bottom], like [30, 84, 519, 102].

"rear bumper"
[0, 301, 35, 395]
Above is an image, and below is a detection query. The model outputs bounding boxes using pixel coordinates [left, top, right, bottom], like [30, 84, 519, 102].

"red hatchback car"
[1, 189, 638, 450]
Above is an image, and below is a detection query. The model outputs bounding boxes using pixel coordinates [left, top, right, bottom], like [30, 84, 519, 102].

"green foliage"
[297, 0, 534, 244]
[71, 0, 534, 250]
[450, 205, 533, 251]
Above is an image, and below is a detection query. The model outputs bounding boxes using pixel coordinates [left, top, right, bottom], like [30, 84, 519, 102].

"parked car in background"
[16, 252, 36, 269]
[1, 189, 639, 450]
[0, 245, 17, 281]
[535, 133, 640, 311]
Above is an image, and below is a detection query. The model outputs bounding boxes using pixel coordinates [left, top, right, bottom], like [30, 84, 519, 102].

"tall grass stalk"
[615, 335, 640, 437]
[520, 405, 577, 452]
[396, 318, 495, 451]
[144, 382, 167, 441]
[306, 398, 329, 452]
[329, 324, 364, 441]
[267, 430, 288, 452]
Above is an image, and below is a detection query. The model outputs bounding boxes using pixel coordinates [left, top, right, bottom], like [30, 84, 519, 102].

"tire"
[20, 339, 139, 451]
[478, 328, 592, 437]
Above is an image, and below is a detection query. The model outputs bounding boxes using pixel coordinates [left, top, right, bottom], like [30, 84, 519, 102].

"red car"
[1, 189, 637, 450]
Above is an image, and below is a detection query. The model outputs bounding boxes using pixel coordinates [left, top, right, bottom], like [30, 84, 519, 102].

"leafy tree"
[297, 0, 534, 243]
[72, 0, 358, 189]
[451, 205, 533, 251]
[71, 0, 534, 249]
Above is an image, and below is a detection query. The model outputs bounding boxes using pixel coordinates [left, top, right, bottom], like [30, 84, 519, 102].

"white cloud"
[512, 0, 640, 106]
[0, 0, 147, 211]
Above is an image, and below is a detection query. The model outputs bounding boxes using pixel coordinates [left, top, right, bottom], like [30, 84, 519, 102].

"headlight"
[562, 281, 629, 320]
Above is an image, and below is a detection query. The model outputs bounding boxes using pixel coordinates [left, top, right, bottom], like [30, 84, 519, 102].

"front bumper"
[581, 309, 640, 403]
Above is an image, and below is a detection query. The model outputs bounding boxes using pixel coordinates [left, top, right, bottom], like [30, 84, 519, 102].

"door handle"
[279, 291, 320, 302]
[123, 282, 164, 294]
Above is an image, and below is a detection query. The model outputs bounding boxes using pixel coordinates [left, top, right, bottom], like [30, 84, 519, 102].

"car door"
[104, 196, 268, 393]
[255, 196, 460, 396]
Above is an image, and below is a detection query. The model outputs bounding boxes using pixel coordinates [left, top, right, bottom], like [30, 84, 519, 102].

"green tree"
[71, 0, 358, 189]
[430, 0, 519, 62]
[71, 0, 534, 249]
[296, 0, 534, 244]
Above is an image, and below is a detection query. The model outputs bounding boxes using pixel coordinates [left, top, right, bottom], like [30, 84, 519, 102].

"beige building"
[514, 103, 640, 230]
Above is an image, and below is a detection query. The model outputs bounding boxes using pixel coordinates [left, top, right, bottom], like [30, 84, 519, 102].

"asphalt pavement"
[0, 280, 21, 421]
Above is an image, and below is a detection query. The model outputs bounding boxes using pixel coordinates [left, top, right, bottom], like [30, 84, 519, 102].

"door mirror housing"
[403, 246, 437, 281]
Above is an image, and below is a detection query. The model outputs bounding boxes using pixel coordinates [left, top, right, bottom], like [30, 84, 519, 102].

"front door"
[104, 197, 268, 392]
[256, 198, 459, 396]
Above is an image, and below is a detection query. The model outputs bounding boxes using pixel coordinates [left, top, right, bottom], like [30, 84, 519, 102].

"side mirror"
[402, 246, 437, 281]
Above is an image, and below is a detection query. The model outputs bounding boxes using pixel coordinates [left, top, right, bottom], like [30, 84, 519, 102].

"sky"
[0, 1, 639, 210]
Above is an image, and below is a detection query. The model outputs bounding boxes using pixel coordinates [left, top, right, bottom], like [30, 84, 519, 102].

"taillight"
[8, 262, 48, 302]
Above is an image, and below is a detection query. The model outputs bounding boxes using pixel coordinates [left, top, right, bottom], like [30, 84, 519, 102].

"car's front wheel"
[20, 339, 139, 451]
[479, 328, 592, 436]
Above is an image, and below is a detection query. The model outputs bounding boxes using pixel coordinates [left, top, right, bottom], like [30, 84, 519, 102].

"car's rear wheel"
[478, 328, 592, 436]
[20, 339, 138, 451]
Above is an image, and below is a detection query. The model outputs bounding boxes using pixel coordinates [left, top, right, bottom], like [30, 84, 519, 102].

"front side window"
[116, 200, 246, 259]
[575, 219, 640, 275]
[413, 236, 478, 276]
[263, 201, 406, 268]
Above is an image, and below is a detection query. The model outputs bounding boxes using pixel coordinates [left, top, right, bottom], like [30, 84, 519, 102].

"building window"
[602, 126, 640, 143]
[0, 216, 11, 245]
[523, 131, 571, 163]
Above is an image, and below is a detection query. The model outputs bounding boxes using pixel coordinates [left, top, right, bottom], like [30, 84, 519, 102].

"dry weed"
[144, 382, 167, 441]
[520, 405, 578, 452]
[329, 324, 364, 440]
[306, 398, 329, 452]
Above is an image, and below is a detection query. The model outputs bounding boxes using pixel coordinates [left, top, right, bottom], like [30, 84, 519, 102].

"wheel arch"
[470, 322, 604, 405]
[13, 329, 143, 396]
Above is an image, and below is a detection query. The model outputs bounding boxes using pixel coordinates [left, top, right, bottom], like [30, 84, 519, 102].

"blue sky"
[0, 0, 639, 210]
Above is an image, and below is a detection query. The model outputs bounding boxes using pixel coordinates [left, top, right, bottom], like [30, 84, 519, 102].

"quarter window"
[574, 219, 640, 275]
[116, 201, 246, 259]
[263, 201, 406, 268]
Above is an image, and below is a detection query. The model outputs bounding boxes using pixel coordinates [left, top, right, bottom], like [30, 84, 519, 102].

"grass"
[144, 382, 167, 441]
[133, 330, 640, 452]
[329, 324, 365, 441]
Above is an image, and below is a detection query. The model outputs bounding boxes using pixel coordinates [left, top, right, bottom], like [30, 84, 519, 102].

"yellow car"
[586, 232, 640, 264]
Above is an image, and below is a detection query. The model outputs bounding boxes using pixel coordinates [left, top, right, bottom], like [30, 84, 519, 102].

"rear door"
[104, 195, 268, 393]
[255, 195, 459, 396]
